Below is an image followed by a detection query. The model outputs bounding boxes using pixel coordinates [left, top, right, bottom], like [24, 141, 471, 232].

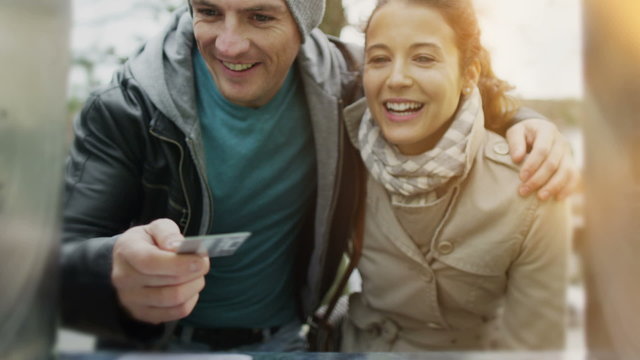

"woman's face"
[364, 1, 465, 155]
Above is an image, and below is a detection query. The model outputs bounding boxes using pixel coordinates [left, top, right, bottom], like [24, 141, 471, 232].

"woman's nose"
[387, 62, 413, 88]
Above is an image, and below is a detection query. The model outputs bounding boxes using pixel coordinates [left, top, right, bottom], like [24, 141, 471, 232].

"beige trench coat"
[341, 99, 571, 351]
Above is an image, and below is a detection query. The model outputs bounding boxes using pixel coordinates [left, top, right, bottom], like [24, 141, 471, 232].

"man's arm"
[60, 89, 208, 345]
[505, 108, 579, 201]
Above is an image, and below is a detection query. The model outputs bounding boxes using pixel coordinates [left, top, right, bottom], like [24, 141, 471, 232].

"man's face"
[191, 0, 302, 108]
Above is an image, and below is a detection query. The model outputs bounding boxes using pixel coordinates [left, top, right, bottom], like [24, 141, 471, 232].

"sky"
[71, 0, 583, 100]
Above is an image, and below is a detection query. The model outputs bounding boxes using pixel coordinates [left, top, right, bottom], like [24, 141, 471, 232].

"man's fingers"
[519, 142, 563, 198]
[119, 277, 206, 308]
[531, 154, 572, 201]
[553, 172, 576, 201]
[506, 123, 527, 163]
[140, 269, 208, 287]
[113, 232, 209, 277]
[111, 220, 212, 325]
[507, 118, 560, 183]
[518, 129, 557, 184]
[507, 118, 579, 200]
[125, 247, 209, 277]
[112, 259, 208, 288]
[146, 218, 184, 251]
[552, 155, 580, 201]
[127, 293, 200, 325]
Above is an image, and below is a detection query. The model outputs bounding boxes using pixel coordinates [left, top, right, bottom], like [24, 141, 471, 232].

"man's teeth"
[385, 102, 423, 113]
[223, 62, 256, 71]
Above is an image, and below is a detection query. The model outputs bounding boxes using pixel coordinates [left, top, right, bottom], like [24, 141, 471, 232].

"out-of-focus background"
[60, 0, 587, 353]
[4, 0, 638, 358]
[68, 0, 583, 105]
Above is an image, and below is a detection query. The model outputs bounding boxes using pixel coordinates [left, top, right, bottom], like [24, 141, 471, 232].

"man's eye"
[252, 14, 274, 22]
[197, 8, 219, 17]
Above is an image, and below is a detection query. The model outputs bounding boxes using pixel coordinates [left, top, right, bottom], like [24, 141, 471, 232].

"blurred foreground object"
[0, 1, 71, 359]
[583, 0, 640, 358]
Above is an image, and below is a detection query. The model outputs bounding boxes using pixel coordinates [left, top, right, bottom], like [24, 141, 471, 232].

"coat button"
[493, 142, 509, 155]
[422, 270, 433, 283]
[437, 241, 454, 255]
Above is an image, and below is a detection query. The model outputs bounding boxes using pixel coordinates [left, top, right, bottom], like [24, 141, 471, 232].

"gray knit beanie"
[186, 1, 325, 43]
[284, 0, 326, 42]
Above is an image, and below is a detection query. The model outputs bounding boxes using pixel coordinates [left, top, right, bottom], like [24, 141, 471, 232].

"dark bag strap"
[313, 158, 367, 350]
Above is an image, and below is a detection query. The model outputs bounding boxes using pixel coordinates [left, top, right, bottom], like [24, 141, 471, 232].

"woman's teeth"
[385, 102, 423, 113]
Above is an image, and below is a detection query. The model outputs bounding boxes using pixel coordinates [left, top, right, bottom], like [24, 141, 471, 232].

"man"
[61, 0, 577, 352]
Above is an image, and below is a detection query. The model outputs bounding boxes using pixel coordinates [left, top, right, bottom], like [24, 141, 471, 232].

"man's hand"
[111, 219, 210, 324]
[506, 118, 579, 201]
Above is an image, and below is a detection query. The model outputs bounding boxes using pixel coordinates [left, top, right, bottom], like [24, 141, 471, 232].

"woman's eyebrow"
[366, 42, 443, 52]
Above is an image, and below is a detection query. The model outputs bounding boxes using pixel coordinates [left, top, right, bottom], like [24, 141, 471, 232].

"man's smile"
[222, 61, 258, 72]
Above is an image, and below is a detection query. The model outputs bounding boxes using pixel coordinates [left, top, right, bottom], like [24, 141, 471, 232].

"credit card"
[176, 232, 250, 257]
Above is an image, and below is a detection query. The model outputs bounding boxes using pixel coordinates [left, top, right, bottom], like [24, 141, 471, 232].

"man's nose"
[215, 21, 250, 58]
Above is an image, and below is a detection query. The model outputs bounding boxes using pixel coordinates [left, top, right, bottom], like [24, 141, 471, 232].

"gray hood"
[129, 7, 198, 139]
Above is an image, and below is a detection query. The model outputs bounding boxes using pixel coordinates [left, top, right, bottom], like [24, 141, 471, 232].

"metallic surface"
[0, 1, 71, 359]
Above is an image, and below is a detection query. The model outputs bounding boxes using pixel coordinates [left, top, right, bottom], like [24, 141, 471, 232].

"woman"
[340, 0, 571, 351]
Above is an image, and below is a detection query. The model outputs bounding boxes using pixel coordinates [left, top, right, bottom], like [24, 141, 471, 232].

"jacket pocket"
[430, 238, 513, 316]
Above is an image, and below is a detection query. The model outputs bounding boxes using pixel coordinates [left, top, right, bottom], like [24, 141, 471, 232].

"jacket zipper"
[149, 129, 192, 233]
[186, 137, 214, 234]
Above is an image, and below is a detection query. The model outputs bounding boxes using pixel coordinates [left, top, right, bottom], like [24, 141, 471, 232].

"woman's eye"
[415, 55, 435, 64]
[368, 56, 389, 64]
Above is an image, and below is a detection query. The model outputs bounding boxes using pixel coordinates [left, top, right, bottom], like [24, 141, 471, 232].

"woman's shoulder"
[461, 130, 569, 222]
[477, 131, 522, 174]
[463, 131, 525, 195]
[440, 131, 569, 271]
